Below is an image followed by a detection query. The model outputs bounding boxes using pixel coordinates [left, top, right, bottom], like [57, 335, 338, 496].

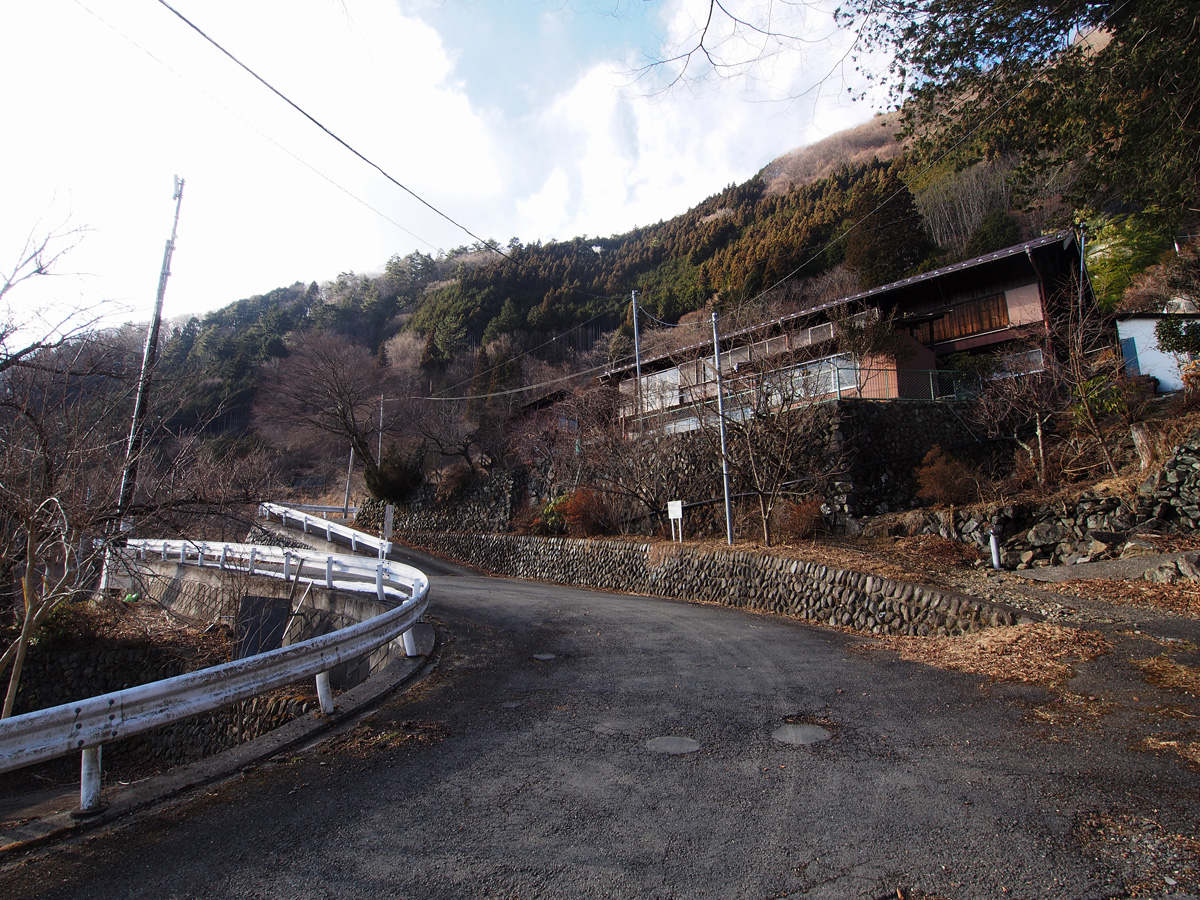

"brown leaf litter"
[863, 622, 1112, 688]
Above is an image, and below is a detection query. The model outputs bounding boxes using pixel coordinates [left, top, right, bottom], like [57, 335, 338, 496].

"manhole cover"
[532, 653, 556, 661]
[772, 723, 832, 745]
[646, 736, 701, 755]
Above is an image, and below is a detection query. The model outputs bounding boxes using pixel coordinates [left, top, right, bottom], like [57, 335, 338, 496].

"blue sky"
[0, 1, 886, 332]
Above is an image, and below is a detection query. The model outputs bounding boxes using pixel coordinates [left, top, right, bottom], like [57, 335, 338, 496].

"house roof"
[603, 230, 1078, 379]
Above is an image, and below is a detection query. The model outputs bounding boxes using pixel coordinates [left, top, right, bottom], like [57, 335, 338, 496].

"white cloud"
[1, 0, 890, 329]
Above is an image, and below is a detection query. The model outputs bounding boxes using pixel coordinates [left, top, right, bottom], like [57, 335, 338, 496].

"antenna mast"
[116, 176, 185, 526]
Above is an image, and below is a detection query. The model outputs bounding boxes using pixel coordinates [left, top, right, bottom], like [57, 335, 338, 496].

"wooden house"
[602, 230, 1088, 432]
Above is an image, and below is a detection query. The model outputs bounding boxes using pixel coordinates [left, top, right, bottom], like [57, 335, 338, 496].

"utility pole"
[631, 290, 643, 430]
[712, 312, 734, 545]
[116, 176, 185, 528]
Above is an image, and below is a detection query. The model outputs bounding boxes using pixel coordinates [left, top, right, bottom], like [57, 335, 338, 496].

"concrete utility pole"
[631, 290, 643, 429]
[712, 312, 734, 545]
[116, 176, 185, 527]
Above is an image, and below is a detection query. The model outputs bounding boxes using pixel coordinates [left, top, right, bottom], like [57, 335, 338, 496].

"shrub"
[916, 444, 980, 506]
[530, 495, 568, 535]
[560, 488, 615, 537]
[366, 441, 426, 504]
[434, 462, 475, 505]
[775, 498, 826, 541]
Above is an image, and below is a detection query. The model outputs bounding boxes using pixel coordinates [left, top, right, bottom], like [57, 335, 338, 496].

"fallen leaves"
[321, 719, 451, 757]
[1134, 655, 1200, 696]
[866, 622, 1112, 688]
[1052, 578, 1200, 617]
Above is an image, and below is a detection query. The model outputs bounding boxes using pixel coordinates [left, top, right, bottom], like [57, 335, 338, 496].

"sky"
[0, 0, 888, 334]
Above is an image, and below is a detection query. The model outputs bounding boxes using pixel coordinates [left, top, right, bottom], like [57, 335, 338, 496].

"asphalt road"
[1, 559, 1196, 899]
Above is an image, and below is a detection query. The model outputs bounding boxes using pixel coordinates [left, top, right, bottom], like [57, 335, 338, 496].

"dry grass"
[1029, 691, 1115, 727]
[865, 622, 1112, 688]
[1054, 579, 1200, 617]
[1137, 735, 1200, 767]
[1134, 655, 1200, 696]
[320, 719, 450, 758]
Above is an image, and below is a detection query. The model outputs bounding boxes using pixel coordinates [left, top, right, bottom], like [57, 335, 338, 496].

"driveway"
[0, 562, 1196, 899]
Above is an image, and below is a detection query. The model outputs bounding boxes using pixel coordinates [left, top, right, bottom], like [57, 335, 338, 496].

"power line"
[434, 304, 624, 397]
[746, 0, 1092, 308]
[154, 0, 512, 261]
[73, 0, 441, 253]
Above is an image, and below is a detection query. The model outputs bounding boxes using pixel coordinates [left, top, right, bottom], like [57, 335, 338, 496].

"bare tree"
[255, 331, 404, 478]
[0, 223, 104, 377]
[627, 0, 819, 94]
[705, 365, 837, 546]
[965, 340, 1067, 487]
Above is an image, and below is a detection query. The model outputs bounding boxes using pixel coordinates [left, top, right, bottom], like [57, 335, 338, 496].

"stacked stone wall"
[835, 399, 983, 519]
[401, 531, 1027, 636]
[883, 428, 1200, 568]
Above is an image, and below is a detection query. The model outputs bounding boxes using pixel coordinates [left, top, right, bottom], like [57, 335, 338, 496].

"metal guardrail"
[285, 502, 359, 516]
[0, 514, 429, 815]
[259, 502, 387, 555]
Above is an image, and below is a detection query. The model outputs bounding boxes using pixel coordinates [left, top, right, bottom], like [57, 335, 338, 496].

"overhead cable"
[154, 0, 512, 261]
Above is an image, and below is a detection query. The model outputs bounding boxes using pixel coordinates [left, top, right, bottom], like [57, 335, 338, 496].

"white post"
[249, 548, 257, 576]
[326, 557, 334, 589]
[283, 551, 292, 581]
[376, 563, 385, 602]
[990, 529, 1003, 570]
[402, 628, 418, 656]
[632, 290, 644, 429]
[79, 746, 103, 814]
[343, 446, 354, 518]
[315, 671, 334, 714]
[712, 312, 734, 546]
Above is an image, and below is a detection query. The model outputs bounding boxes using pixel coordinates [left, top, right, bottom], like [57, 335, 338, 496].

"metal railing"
[0, 515, 429, 815]
[625, 364, 983, 433]
[259, 502, 386, 555]
[284, 502, 360, 517]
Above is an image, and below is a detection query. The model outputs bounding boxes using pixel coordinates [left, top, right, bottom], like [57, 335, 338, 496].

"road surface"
[1, 559, 1196, 898]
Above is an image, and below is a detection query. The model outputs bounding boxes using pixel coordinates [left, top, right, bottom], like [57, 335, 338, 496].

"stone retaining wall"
[884, 427, 1200, 568]
[401, 531, 1028, 636]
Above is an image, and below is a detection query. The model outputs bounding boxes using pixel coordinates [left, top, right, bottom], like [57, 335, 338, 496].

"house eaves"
[601, 229, 1077, 381]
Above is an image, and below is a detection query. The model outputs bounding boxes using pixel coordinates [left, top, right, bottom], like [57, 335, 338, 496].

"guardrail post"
[315, 671, 334, 714]
[402, 628, 417, 657]
[376, 563, 385, 602]
[249, 548, 257, 575]
[219, 546, 228, 569]
[78, 746, 104, 816]
[325, 521, 332, 541]
[197, 545, 204, 567]
[283, 551, 292, 581]
[350, 532, 357, 552]
[326, 557, 333, 589]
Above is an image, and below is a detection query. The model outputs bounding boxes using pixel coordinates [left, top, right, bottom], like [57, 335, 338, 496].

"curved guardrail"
[259, 502, 386, 555]
[0, 518, 429, 815]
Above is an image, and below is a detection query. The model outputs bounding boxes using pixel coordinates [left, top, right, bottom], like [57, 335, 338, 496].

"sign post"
[667, 500, 684, 543]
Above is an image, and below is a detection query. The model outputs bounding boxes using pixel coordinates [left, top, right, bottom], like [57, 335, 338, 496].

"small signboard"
[667, 500, 683, 542]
